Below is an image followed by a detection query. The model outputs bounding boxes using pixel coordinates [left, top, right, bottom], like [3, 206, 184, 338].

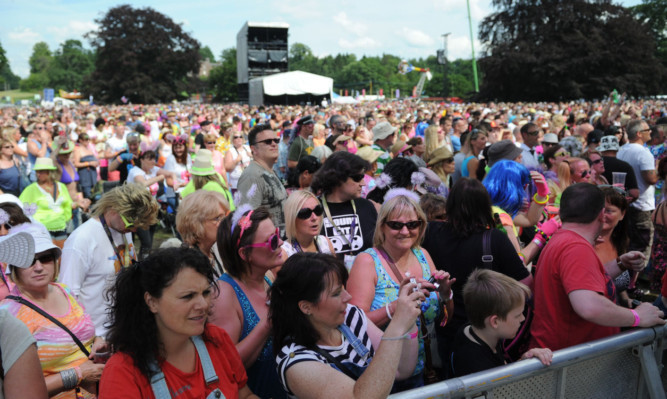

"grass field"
[0, 89, 41, 103]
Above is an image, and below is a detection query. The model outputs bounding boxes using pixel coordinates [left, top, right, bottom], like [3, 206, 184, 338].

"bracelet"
[385, 302, 392, 320]
[631, 309, 640, 327]
[518, 252, 526, 263]
[60, 368, 78, 390]
[533, 194, 549, 205]
[441, 289, 453, 304]
[617, 257, 628, 272]
[532, 238, 545, 249]
[381, 330, 418, 341]
[439, 302, 450, 327]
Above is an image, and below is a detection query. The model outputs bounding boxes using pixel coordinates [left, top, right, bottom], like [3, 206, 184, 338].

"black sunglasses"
[385, 220, 423, 231]
[349, 173, 365, 182]
[253, 138, 280, 146]
[297, 205, 324, 219]
[32, 252, 56, 266]
[581, 170, 589, 178]
[526, 130, 540, 136]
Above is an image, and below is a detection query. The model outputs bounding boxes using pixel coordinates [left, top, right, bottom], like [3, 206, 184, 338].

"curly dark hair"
[310, 151, 370, 196]
[366, 157, 418, 203]
[104, 247, 218, 379]
[269, 252, 348, 353]
[217, 206, 272, 279]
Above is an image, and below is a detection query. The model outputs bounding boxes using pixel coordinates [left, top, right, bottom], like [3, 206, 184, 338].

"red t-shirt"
[99, 324, 248, 399]
[529, 230, 620, 351]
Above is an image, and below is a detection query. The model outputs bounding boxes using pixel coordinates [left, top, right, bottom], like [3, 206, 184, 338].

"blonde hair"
[193, 174, 228, 190]
[204, 133, 218, 143]
[176, 190, 230, 246]
[373, 195, 427, 249]
[430, 162, 450, 185]
[463, 269, 530, 329]
[91, 183, 159, 229]
[284, 190, 321, 242]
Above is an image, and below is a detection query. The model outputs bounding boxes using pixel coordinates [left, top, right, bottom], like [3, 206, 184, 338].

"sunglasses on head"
[253, 138, 280, 146]
[297, 205, 324, 219]
[32, 251, 56, 266]
[120, 214, 134, 229]
[555, 151, 569, 157]
[242, 228, 280, 252]
[385, 220, 423, 231]
[349, 173, 365, 182]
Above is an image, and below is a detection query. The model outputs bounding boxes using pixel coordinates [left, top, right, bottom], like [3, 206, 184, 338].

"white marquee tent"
[248, 70, 333, 106]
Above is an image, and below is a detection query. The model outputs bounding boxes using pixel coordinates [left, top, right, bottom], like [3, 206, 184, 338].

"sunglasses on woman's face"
[205, 141, 216, 145]
[297, 205, 324, 219]
[385, 220, 423, 231]
[243, 228, 280, 252]
[349, 173, 364, 183]
[31, 252, 56, 266]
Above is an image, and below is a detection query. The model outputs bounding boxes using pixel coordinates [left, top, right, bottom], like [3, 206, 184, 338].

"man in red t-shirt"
[530, 183, 665, 352]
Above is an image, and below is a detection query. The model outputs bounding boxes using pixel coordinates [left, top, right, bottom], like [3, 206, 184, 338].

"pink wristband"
[631, 309, 640, 327]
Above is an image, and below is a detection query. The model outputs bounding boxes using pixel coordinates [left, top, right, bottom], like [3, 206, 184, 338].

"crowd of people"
[0, 94, 665, 398]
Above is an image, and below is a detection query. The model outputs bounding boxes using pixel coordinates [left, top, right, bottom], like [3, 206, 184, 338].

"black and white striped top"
[276, 304, 374, 397]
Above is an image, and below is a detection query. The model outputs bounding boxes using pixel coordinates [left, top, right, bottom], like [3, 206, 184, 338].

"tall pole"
[466, 0, 479, 92]
[442, 33, 450, 98]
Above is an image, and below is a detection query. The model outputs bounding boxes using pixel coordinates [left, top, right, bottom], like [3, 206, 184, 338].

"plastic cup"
[612, 172, 626, 188]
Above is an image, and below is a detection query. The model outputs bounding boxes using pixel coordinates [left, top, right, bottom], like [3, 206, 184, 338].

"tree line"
[0, 1, 664, 103]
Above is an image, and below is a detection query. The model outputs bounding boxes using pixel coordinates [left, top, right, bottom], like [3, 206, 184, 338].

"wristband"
[116, 156, 122, 163]
[385, 302, 392, 320]
[532, 237, 545, 249]
[617, 257, 628, 272]
[533, 194, 549, 205]
[631, 309, 640, 327]
[441, 289, 453, 304]
[381, 330, 418, 341]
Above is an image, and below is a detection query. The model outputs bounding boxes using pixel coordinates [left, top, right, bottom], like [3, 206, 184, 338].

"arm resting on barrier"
[569, 290, 665, 328]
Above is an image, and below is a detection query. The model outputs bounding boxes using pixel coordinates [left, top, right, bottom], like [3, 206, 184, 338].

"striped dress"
[0, 283, 95, 399]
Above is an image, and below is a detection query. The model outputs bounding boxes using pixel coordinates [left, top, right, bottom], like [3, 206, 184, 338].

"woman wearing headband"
[210, 206, 287, 398]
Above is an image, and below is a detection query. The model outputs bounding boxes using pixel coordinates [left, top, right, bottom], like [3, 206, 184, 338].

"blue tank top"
[365, 247, 439, 376]
[0, 164, 20, 195]
[219, 273, 287, 398]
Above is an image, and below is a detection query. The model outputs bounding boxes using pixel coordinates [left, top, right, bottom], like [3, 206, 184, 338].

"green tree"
[199, 46, 215, 63]
[631, 0, 667, 67]
[0, 42, 20, 90]
[29, 42, 52, 74]
[208, 48, 238, 102]
[48, 40, 94, 90]
[289, 43, 313, 64]
[0, 41, 7, 73]
[19, 73, 48, 91]
[478, 0, 666, 101]
[85, 4, 201, 104]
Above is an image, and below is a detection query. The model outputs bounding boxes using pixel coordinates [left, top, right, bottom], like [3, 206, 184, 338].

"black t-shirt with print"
[319, 198, 378, 259]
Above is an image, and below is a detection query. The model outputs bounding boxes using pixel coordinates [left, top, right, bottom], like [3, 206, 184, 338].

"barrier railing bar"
[389, 326, 667, 399]
[639, 344, 666, 399]
[555, 367, 566, 399]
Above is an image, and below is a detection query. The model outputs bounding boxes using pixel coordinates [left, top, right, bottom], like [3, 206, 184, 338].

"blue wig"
[483, 160, 531, 217]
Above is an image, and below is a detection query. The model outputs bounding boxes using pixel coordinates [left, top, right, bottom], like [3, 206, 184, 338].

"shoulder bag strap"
[312, 346, 360, 381]
[481, 229, 494, 268]
[6, 295, 90, 357]
[376, 247, 405, 284]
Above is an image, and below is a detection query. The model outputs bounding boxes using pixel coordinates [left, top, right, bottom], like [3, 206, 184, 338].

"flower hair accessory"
[0, 209, 9, 226]
[23, 203, 37, 217]
[376, 173, 393, 189]
[173, 134, 188, 145]
[233, 207, 255, 246]
[384, 187, 421, 203]
[411, 171, 425, 187]
[231, 203, 254, 235]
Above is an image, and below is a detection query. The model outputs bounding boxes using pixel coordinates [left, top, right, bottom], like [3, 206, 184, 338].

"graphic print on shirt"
[322, 213, 363, 254]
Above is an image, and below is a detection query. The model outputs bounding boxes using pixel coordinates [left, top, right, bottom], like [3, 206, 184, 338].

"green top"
[181, 179, 235, 211]
[19, 182, 72, 231]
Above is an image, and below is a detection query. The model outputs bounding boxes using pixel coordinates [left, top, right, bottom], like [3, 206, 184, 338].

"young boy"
[451, 269, 553, 377]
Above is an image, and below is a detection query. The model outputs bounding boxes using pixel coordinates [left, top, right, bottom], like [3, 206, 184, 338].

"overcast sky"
[1, 0, 642, 80]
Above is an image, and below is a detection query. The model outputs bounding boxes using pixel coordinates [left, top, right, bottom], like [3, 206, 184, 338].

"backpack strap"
[481, 229, 493, 268]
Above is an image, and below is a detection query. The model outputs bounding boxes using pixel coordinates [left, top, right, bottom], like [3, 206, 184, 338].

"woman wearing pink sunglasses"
[210, 206, 287, 399]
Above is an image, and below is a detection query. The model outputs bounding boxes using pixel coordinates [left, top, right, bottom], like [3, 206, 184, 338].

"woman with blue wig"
[483, 160, 560, 265]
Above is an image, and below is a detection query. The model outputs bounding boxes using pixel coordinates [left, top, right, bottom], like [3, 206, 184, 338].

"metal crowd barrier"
[390, 325, 667, 399]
